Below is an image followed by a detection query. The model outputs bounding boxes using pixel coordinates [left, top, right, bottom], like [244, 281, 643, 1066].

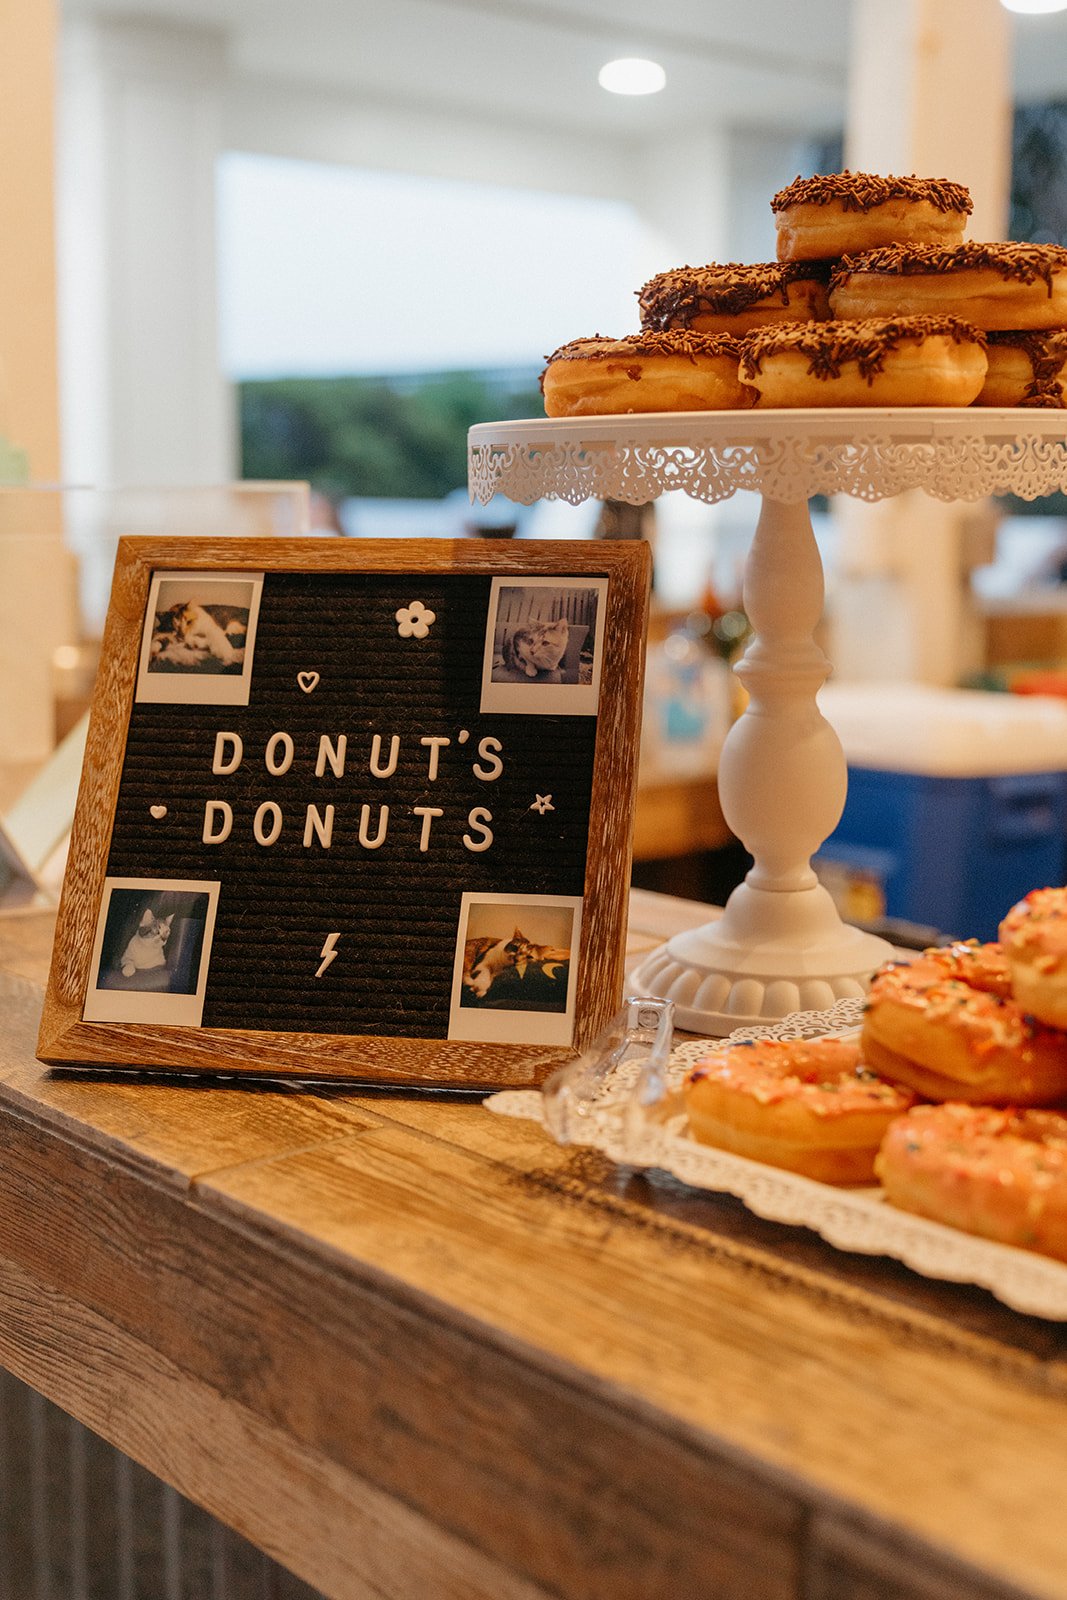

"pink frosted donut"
[877, 1103, 1067, 1261]
[684, 1033, 916, 1185]
[1000, 889, 1067, 1030]
[861, 940, 1067, 1106]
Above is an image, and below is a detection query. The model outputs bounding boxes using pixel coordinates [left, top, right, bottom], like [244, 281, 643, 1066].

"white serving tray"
[485, 998, 1067, 1321]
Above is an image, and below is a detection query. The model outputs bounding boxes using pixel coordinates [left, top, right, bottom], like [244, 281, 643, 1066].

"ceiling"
[56, 0, 1062, 145]
[216, 0, 852, 136]
[62, 0, 1067, 142]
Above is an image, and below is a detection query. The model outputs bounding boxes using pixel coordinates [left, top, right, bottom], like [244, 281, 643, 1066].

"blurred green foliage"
[239, 369, 543, 501]
[239, 107, 1067, 513]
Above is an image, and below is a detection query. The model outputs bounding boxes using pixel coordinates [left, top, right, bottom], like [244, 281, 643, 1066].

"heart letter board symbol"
[298, 671, 320, 694]
[149, 805, 168, 820]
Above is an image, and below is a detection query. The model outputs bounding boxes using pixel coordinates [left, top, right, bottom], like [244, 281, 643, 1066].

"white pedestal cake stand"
[468, 407, 1067, 1035]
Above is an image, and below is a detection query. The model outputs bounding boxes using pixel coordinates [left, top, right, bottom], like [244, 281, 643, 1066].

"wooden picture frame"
[38, 536, 650, 1088]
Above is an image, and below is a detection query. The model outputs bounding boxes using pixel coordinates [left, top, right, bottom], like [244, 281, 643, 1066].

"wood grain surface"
[5, 893, 1067, 1598]
[39, 537, 651, 1085]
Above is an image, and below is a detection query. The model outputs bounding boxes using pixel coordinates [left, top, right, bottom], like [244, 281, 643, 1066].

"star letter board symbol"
[530, 794, 554, 815]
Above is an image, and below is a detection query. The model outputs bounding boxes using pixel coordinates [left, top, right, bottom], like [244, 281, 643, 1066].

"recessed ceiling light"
[1001, 0, 1067, 13]
[598, 58, 666, 96]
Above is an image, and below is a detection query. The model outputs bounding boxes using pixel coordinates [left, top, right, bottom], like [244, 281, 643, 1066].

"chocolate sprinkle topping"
[740, 316, 985, 383]
[540, 330, 744, 390]
[988, 329, 1067, 406]
[637, 260, 832, 328]
[830, 240, 1067, 293]
[771, 171, 972, 216]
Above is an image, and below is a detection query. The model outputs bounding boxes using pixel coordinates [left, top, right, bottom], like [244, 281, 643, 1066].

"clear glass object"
[541, 995, 676, 1157]
[490, 992, 1067, 1320]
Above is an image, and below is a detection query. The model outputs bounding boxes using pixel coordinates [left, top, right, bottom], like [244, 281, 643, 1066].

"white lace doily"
[468, 409, 1067, 507]
[486, 1001, 1067, 1321]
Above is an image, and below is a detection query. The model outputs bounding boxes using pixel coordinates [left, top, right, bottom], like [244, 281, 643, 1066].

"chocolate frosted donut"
[772, 172, 971, 263]
[738, 315, 987, 408]
[540, 330, 756, 417]
[976, 329, 1067, 406]
[637, 260, 831, 335]
[829, 241, 1067, 330]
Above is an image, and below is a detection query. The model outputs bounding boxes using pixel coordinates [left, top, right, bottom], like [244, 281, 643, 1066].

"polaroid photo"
[479, 576, 607, 715]
[135, 570, 264, 706]
[448, 891, 582, 1046]
[82, 877, 221, 1026]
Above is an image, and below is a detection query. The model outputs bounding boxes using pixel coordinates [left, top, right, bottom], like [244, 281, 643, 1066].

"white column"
[58, 17, 235, 488]
[831, 0, 1013, 686]
[846, 0, 1012, 237]
[0, 0, 79, 765]
[0, 0, 61, 479]
[628, 127, 731, 284]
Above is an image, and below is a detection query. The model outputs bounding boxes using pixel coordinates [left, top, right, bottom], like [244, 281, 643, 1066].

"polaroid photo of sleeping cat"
[448, 892, 582, 1046]
[135, 570, 264, 706]
[82, 877, 221, 1025]
[480, 576, 607, 715]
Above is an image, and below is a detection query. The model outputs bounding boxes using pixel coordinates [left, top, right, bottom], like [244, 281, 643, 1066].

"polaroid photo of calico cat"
[480, 576, 607, 715]
[448, 892, 582, 1045]
[82, 877, 220, 1025]
[135, 570, 264, 706]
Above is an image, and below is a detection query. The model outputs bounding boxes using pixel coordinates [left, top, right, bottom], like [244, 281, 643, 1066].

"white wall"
[58, 13, 808, 488]
[59, 18, 234, 487]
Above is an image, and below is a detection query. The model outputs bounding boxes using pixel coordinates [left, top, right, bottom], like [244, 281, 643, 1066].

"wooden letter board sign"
[38, 537, 650, 1087]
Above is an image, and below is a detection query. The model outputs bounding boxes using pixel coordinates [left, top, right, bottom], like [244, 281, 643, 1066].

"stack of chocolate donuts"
[541, 171, 1067, 413]
[682, 887, 1067, 1264]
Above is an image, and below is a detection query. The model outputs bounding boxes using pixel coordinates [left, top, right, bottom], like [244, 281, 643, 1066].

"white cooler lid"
[818, 683, 1067, 777]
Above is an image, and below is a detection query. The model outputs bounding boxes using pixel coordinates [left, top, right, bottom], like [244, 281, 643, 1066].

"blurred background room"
[4, 0, 1067, 925]
[8, 3, 1067, 1592]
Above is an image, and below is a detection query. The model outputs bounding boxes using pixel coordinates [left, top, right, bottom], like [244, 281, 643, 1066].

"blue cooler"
[815, 685, 1067, 942]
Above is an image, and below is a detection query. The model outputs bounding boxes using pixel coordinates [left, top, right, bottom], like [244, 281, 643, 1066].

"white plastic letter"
[265, 732, 295, 776]
[413, 805, 443, 851]
[420, 734, 451, 781]
[212, 731, 243, 775]
[202, 800, 233, 844]
[315, 734, 347, 778]
[472, 737, 504, 782]
[369, 733, 400, 778]
[462, 807, 494, 852]
[303, 804, 335, 848]
[358, 803, 389, 849]
[254, 801, 283, 847]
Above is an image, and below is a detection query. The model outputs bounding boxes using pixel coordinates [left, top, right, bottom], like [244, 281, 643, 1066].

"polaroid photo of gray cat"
[135, 570, 264, 706]
[82, 877, 220, 1026]
[480, 576, 607, 715]
[448, 892, 582, 1046]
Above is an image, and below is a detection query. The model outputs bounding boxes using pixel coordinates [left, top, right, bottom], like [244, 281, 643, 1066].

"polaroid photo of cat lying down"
[135, 570, 264, 706]
[82, 877, 220, 1026]
[448, 892, 582, 1046]
[480, 576, 607, 715]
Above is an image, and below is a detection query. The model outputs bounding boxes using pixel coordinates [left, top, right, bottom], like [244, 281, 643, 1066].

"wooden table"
[2, 893, 1067, 1599]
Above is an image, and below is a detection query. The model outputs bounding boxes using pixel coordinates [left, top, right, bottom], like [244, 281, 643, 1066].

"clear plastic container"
[541, 995, 677, 1158]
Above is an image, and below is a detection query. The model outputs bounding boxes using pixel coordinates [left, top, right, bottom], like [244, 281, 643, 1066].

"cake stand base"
[629, 881, 894, 1036]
